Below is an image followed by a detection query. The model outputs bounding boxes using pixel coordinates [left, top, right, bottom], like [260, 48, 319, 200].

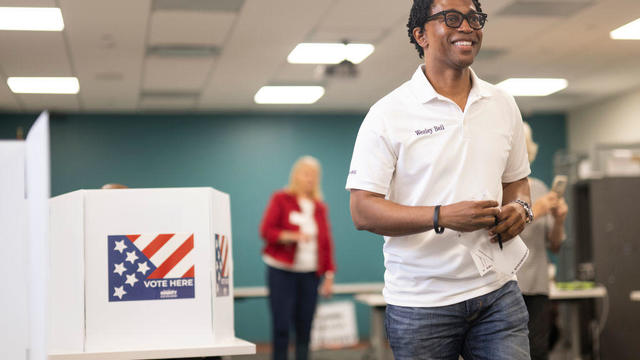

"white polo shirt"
[346, 65, 531, 307]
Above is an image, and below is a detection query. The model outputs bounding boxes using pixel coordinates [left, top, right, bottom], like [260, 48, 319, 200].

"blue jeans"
[267, 266, 320, 360]
[385, 281, 530, 360]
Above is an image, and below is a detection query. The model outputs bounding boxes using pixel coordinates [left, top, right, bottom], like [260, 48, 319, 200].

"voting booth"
[49, 187, 237, 354]
[0, 112, 50, 360]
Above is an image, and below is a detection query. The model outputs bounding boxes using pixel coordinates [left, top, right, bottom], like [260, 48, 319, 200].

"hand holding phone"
[551, 175, 568, 197]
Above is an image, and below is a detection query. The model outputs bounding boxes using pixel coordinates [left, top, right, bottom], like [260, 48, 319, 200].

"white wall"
[568, 87, 640, 153]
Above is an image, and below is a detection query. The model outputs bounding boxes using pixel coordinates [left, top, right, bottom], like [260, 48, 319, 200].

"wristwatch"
[513, 199, 534, 224]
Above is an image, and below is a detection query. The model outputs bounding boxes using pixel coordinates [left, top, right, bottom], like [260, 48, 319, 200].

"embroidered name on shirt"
[415, 124, 445, 136]
[349, 170, 357, 175]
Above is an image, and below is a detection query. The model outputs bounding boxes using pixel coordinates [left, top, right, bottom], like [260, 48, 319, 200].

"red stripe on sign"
[222, 237, 228, 277]
[147, 234, 194, 279]
[142, 234, 174, 259]
[182, 265, 195, 278]
[127, 234, 140, 242]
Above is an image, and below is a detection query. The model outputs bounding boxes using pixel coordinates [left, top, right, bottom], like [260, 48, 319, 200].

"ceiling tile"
[0, 32, 72, 76]
[308, 29, 385, 44]
[312, 0, 409, 44]
[498, 0, 595, 17]
[317, 0, 409, 35]
[272, 63, 324, 84]
[60, 0, 152, 111]
[0, 0, 56, 6]
[198, 0, 336, 110]
[149, 11, 236, 46]
[0, 75, 20, 111]
[17, 94, 79, 112]
[143, 56, 214, 91]
[139, 93, 197, 110]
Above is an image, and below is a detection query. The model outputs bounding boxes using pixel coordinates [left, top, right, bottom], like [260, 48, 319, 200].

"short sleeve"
[502, 98, 531, 183]
[345, 107, 397, 195]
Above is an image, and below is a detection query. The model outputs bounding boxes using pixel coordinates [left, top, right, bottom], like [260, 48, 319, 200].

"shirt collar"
[409, 64, 492, 104]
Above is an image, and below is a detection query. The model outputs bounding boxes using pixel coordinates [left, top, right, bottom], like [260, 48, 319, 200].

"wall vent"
[147, 45, 221, 58]
[152, 0, 245, 12]
[498, 0, 595, 17]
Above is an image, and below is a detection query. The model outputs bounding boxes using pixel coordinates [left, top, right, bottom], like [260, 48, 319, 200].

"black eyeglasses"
[426, 10, 488, 30]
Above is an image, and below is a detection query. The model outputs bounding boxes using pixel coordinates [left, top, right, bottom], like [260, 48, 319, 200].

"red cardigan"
[259, 191, 336, 276]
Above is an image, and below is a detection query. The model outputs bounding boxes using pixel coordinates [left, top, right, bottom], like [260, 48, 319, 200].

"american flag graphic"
[215, 234, 230, 297]
[108, 233, 195, 302]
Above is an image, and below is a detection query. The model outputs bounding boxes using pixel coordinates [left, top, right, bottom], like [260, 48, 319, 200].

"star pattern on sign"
[125, 273, 138, 287]
[113, 285, 127, 299]
[113, 239, 127, 253]
[125, 250, 139, 264]
[137, 261, 150, 275]
[113, 262, 126, 276]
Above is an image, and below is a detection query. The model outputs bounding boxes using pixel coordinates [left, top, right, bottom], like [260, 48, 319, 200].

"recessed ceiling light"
[287, 43, 375, 64]
[610, 18, 640, 40]
[7, 77, 79, 94]
[0, 7, 64, 31]
[496, 78, 568, 97]
[254, 86, 325, 104]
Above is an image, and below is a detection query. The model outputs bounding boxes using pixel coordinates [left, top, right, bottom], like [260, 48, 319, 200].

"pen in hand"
[494, 216, 503, 250]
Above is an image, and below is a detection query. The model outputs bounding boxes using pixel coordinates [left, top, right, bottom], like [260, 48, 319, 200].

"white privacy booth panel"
[26, 111, 51, 360]
[0, 141, 28, 360]
[209, 189, 234, 342]
[49, 187, 236, 354]
[0, 112, 51, 360]
[49, 191, 86, 353]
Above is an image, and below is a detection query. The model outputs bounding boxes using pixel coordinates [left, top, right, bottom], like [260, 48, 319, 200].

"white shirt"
[345, 65, 531, 307]
[517, 178, 564, 295]
[263, 197, 318, 272]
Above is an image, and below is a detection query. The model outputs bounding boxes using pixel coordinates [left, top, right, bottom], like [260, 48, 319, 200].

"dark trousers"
[267, 266, 320, 360]
[523, 295, 551, 360]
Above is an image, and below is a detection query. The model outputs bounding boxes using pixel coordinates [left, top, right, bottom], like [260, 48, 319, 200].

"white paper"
[491, 235, 530, 276]
[456, 190, 529, 276]
[311, 301, 359, 350]
[470, 248, 493, 276]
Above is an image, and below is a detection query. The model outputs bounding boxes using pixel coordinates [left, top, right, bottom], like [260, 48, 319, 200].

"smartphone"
[551, 175, 568, 197]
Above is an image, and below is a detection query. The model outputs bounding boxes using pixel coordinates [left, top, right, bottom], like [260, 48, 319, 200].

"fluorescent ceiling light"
[496, 78, 568, 97]
[287, 43, 375, 64]
[0, 7, 64, 31]
[254, 86, 324, 104]
[7, 77, 79, 94]
[610, 18, 640, 40]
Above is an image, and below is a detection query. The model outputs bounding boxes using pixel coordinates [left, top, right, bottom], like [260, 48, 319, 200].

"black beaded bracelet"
[434, 205, 445, 234]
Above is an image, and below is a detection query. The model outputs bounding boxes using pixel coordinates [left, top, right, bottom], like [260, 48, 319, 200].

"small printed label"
[414, 124, 445, 136]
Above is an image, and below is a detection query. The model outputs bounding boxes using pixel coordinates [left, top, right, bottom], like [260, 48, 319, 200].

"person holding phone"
[516, 122, 569, 360]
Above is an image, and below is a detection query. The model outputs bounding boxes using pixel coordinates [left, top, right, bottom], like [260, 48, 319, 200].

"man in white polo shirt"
[346, 0, 533, 359]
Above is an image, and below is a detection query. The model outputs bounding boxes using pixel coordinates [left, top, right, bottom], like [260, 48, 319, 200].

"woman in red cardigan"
[260, 155, 336, 360]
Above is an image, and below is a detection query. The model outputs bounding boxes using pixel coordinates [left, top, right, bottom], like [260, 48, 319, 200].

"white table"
[234, 282, 384, 298]
[355, 284, 608, 360]
[354, 294, 391, 360]
[630, 290, 640, 301]
[48, 338, 255, 360]
[549, 283, 607, 360]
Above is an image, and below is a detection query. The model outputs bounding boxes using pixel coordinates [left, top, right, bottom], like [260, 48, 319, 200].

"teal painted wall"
[0, 111, 566, 343]
[525, 113, 567, 188]
[0, 113, 35, 139]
